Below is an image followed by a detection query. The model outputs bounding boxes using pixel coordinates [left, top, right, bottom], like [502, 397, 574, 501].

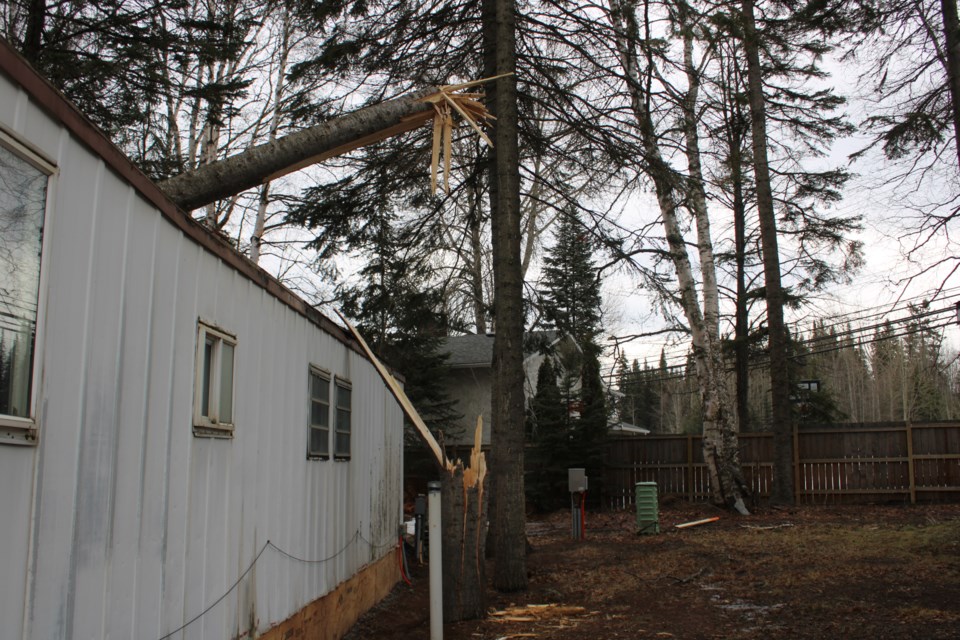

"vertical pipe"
[428, 480, 442, 640]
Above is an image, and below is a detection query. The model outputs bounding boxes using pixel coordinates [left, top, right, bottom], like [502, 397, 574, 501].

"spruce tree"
[340, 215, 461, 450]
[539, 206, 608, 505]
[526, 356, 569, 510]
[539, 208, 603, 354]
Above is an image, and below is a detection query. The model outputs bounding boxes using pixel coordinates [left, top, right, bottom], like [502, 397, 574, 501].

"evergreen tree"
[575, 354, 608, 506]
[526, 356, 569, 510]
[539, 208, 603, 355]
[340, 215, 462, 448]
[538, 206, 608, 505]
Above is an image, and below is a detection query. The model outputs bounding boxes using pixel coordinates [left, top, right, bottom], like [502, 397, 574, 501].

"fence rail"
[603, 421, 960, 507]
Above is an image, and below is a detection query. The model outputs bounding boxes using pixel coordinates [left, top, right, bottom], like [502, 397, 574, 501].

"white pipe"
[428, 480, 443, 640]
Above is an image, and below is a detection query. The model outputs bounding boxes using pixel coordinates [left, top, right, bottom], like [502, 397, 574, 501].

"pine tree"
[539, 208, 603, 355]
[575, 354, 608, 506]
[538, 206, 608, 505]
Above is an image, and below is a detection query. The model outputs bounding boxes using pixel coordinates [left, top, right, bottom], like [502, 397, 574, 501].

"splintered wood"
[337, 310, 489, 618]
[490, 604, 595, 625]
[336, 309, 450, 469]
[421, 76, 504, 194]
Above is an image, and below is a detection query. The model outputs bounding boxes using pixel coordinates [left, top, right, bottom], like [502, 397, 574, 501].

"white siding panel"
[107, 196, 159, 640]
[2, 68, 404, 640]
[70, 161, 132, 640]
[0, 446, 34, 640]
[136, 216, 179, 640]
[28, 136, 102, 640]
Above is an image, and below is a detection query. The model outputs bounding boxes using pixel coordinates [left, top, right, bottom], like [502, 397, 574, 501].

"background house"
[440, 331, 577, 448]
[439, 332, 649, 451]
[0, 42, 403, 640]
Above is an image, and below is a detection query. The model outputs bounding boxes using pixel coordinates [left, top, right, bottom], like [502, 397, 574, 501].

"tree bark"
[483, 0, 528, 591]
[23, 0, 45, 62]
[741, 0, 794, 504]
[467, 167, 489, 334]
[941, 0, 960, 172]
[159, 88, 434, 211]
[732, 152, 750, 433]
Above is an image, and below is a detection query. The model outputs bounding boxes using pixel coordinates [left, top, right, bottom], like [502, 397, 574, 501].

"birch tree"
[604, 0, 750, 512]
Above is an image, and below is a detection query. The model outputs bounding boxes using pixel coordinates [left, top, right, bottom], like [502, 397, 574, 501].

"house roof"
[442, 330, 563, 368]
[610, 422, 651, 436]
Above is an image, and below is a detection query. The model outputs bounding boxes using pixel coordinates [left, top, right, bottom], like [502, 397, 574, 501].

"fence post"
[792, 425, 801, 505]
[906, 423, 916, 504]
[686, 435, 694, 502]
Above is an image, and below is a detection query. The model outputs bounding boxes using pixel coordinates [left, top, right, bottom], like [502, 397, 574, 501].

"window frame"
[193, 320, 237, 437]
[0, 128, 56, 446]
[307, 365, 331, 459]
[333, 376, 352, 460]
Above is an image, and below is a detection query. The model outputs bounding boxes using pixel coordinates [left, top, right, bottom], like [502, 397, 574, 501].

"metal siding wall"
[0, 62, 38, 640]
[0, 74, 403, 640]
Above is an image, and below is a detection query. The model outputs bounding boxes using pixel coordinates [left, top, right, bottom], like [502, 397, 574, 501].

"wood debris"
[674, 517, 720, 530]
[490, 604, 592, 622]
[741, 523, 795, 530]
[336, 309, 450, 469]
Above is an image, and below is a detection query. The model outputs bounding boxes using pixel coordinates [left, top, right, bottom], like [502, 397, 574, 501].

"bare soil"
[345, 500, 960, 639]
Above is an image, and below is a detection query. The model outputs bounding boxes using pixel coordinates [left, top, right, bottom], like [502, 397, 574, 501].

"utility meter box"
[568, 468, 588, 493]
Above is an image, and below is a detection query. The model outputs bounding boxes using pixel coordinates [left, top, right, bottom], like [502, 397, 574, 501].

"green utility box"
[635, 482, 660, 534]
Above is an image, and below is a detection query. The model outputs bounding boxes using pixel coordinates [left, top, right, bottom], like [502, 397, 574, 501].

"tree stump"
[441, 462, 489, 622]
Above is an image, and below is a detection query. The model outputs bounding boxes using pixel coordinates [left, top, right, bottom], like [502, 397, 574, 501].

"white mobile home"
[0, 42, 403, 639]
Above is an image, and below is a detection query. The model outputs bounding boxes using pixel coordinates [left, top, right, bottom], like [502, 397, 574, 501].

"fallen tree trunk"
[160, 78, 498, 212]
[160, 89, 434, 211]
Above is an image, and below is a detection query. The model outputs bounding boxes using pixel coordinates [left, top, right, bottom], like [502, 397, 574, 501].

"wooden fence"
[603, 421, 960, 507]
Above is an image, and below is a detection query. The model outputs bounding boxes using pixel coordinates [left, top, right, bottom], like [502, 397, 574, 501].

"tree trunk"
[249, 7, 292, 264]
[160, 88, 435, 211]
[23, 0, 45, 62]
[733, 157, 750, 433]
[441, 464, 489, 621]
[741, 0, 794, 504]
[610, 0, 749, 512]
[680, 12, 719, 336]
[467, 169, 488, 334]
[941, 0, 960, 172]
[483, 0, 528, 592]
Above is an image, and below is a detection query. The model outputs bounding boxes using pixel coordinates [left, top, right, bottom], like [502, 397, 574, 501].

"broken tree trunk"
[160, 90, 433, 211]
[441, 418, 488, 622]
[160, 79, 497, 211]
[336, 311, 489, 622]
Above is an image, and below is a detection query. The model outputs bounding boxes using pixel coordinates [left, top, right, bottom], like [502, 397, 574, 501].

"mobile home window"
[0, 134, 52, 443]
[193, 321, 236, 435]
[308, 366, 330, 458]
[334, 377, 351, 459]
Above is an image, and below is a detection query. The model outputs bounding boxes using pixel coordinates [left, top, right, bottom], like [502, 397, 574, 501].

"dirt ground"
[344, 500, 960, 639]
